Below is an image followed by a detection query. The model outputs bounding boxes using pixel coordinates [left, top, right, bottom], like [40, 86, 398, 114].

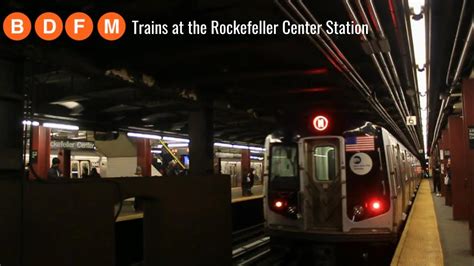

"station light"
[22, 120, 40, 126]
[43, 122, 79, 130]
[167, 143, 189, 148]
[408, 0, 429, 155]
[162, 136, 190, 143]
[151, 149, 162, 154]
[127, 132, 162, 140]
[248, 146, 265, 152]
[214, 142, 233, 148]
[408, 0, 424, 19]
[250, 156, 264, 160]
[232, 144, 250, 150]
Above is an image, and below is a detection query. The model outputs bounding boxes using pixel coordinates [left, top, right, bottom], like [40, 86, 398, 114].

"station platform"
[391, 179, 474, 266]
[391, 179, 443, 265]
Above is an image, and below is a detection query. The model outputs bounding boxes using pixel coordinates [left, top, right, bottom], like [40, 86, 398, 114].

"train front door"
[302, 137, 345, 231]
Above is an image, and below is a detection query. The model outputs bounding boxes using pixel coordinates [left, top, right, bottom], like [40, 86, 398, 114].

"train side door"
[302, 137, 344, 231]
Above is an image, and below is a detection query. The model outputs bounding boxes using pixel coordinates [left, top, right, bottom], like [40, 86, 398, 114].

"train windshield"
[270, 145, 298, 180]
[269, 144, 299, 190]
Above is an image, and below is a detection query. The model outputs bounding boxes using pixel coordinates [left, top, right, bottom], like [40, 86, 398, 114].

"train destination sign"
[51, 140, 96, 150]
[469, 127, 474, 149]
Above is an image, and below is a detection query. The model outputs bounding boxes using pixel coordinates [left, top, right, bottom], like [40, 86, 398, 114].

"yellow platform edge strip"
[231, 195, 264, 203]
[391, 180, 444, 266]
[116, 212, 144, 222]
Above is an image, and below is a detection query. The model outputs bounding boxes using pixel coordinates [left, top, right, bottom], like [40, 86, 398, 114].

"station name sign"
[51, 140, 96, 150]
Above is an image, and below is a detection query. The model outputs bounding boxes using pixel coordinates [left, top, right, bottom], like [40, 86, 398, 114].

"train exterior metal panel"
[263, 122, 421, 244]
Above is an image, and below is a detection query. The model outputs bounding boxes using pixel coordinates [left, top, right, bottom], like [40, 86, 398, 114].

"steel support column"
[136, 139, 152, 176]
[0, 57, 24, 265]
[29, 126, 51, 180]
[241, 149, 251, 184]
[188, 102, 214, 176]
[448, 116, 469, 220]
[461, 78, 474, 254]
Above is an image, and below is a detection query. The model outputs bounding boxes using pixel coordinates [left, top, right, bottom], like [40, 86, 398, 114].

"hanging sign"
[469, 127, 474, 149]
[406, 116, 417, 126]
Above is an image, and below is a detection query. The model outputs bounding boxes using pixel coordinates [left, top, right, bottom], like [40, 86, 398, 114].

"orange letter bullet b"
[3, 12, 32, 41]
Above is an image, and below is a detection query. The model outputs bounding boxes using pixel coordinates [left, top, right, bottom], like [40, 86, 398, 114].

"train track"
[232, 223, 272, 265]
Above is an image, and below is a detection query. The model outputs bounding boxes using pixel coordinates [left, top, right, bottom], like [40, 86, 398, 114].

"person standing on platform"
[444, 159, 452, 190]
[242, 168, 255, 196]
[433, 163, 442, 197]
[89, 168, 101, 178]
[47, 158, 62, 179]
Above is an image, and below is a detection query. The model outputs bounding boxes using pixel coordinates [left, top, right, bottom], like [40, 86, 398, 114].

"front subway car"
[263, 121, 420, 248]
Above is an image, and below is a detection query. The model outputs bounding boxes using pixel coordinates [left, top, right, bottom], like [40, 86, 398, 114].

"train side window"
[394, 146, 403, 187]
[387, 146, 398, 188]
[312, 145, 337, 181]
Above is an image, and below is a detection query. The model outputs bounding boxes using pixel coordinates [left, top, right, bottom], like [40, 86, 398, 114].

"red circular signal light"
[312, 115, 329, 131]
[369, 199, 383, 212]
[372, 201, 381, 210]
[274, 200, 284, 208]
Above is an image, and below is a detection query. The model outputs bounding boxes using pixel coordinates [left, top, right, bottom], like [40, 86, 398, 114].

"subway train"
[263, 118, 422, 246]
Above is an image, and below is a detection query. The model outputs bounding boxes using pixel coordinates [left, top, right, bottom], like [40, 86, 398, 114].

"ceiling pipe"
[290, 0, 414, 151]
[344, 0, 421, 150]
[365, 0, 422, 149]
[445, 0, 468, 86]
[431, 20, 473, 153]
[352, 0, 420, 149]
[365, 0, 412, 119]
[275, 0, 369, 94]
[275, 0, 417, 154]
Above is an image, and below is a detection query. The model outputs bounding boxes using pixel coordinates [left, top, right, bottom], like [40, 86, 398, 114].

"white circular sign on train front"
[313, 115, 328, 131]
[349, 152, 373, 175]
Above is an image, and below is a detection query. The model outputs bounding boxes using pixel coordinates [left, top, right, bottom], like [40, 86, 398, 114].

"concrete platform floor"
[433, 193, 474, 266]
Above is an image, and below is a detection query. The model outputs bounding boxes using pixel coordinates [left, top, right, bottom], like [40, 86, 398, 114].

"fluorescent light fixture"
[162, 136, 190, 143]
[167, 143, 189, 148]
[416, 71, 427, 95]
[127, 132, 162, 140]
[250, 150, 264, 154]
[151, 150, 162, 154]
[408, 0, 424, 14]
[410, 17, 426, 68]
[408, 0, 428, 155]
[22, 120, 39, 126]
[419, 95, 427, 110]
[249, 146, 265, 152]
[232, 144, 249, 150]
[250, 156, 264, 160]
[214, 143, 233, 148]
[43, 122, 79, 130]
